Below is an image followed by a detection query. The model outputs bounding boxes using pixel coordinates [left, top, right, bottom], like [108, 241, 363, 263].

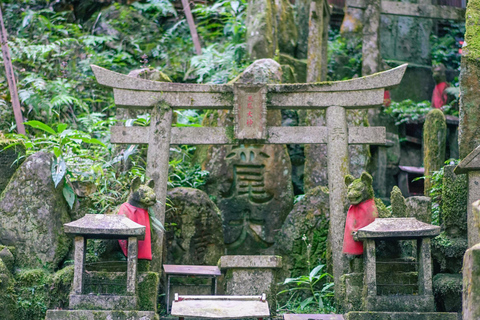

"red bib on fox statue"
[342, 172, 379, 255]
[118, 202, 152, 260]
[118, 177, 156, 260]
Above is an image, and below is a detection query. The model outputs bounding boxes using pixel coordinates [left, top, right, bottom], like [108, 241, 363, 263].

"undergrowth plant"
[277, 235, 335, 314]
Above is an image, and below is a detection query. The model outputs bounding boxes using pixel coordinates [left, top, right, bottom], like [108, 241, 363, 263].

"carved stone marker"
[455, 145, 480, 247]
[92, 62, 406, 299]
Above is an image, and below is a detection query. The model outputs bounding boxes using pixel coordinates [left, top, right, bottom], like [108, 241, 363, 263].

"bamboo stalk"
[181, 0, 202, 55]
[0, 4, 25, 134]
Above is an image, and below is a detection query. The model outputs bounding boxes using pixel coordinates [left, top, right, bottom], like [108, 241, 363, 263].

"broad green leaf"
[299, 297, 314, 310]
[25, 121, 56, 135]
[62, 182, 76, 209]
[53, 146, 61, 158]
[309, 264, 325, 279]
[57, 123, 68, 133]
[51, 158, 67, 188]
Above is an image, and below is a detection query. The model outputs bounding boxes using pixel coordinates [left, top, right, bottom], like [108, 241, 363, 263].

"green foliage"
[382, 99, 432, 125]
[431, 23, 465, 71]
[327, 29, 362, 80]
[278, 235, 335, 314]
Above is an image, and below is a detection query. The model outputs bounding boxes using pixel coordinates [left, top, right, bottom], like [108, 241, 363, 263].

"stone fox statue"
[342, 172, 379, 256]
[118, 177, 160, 260]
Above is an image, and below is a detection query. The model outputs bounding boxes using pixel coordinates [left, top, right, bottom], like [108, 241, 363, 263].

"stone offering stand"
[45, 214, 159, 320]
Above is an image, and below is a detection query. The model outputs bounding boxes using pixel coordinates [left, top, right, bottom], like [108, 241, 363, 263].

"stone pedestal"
[454, 145, 480, 247]
[463, 204, 480, 320]
[45, 310, 159, 320]
[220, 255, 281, 315]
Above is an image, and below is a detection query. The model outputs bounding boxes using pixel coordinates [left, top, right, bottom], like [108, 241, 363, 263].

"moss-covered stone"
[0, 246, 15, 273]
[423, 109, 446, 196]
[275, 0, 298, 56]
[442, 165, 468, 237]
[245, 0, 275, 59]
[15, 268, 51, 320]
[0, 258, 16, 320]
[0, 152, 72, 270]
[433, 273, 462, 312]
[459, 0, 480, 158]
[165, 188, 224, 266]
[138, 272, 159, 312]
[432, 232, 467, 274]
[390, 186, 407, 218]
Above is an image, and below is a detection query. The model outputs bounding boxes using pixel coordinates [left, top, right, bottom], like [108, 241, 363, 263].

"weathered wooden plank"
[348, 126, 386, 145]
[163, 264, 221, 276]
[113, 89, 233, 109]
[349, 0, 465, 20]
[268, 89, 384, 108]
[92, 65, 232, 92]
[111, 126, 231, 145]
[267, 64, 407, 93]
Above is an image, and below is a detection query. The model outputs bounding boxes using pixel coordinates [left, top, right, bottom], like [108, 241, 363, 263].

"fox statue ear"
[131, 177, 141, 191]
[360, 172, 373, 185]
[146, 179, 155, 189]
[345, 174, 355, 186]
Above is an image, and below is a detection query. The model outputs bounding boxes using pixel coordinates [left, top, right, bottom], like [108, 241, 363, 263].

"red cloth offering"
[343, 198, 378, 255]
[383, 90, 391, 107]
[118, 202, 152, 260]
[432, 82, 448, 109]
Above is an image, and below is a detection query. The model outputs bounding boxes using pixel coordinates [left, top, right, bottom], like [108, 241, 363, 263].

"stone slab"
[111, 126, 386, 146]
[356, 218, 440, 240]
[220, 255, 282, 269]
[344, 311, 457, 320]
[454, 144, 480, 174]
[69, 294, 137, 310]
[64, 214, 145, 240]
[364, 295, 434, 312]
[163, 264, 221, 276]
[284, 315, 344, 320]
[45, 310, 159, 320]
[348, 0, 465, 20]
[171, 295, 270, 319]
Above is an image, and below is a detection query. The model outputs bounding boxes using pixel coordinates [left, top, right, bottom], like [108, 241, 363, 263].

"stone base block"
[69, 294, 136, 310]
[344, 311, 458, 320]
[365, 295, 434, 312]
[45, 310, 159, 320]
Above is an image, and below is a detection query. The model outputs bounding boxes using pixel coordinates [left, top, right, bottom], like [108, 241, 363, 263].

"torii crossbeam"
[93, 63, 407, 295]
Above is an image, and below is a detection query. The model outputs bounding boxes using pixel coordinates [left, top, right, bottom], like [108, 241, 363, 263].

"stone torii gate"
[348, 0, 465, 75]
[92, 63, 407, 297]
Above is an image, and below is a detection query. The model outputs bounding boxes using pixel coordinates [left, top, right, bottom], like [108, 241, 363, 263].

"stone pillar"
[418, 238, 433, 295]
[220, 255, 282, 315]
[126, 236, 138, 295]
[364, 239, 376, 297]
[326, 106, 349, 299]
[246, 0, 276, 59]
[463, 242, 480, 319]
[361, 0, 381, 76]
[72, 236, 85, 295]
[468, 172, 480, 246]
[423, 109, 447, 196]
[146, 104, 173, 272]
[459, 0, 480, 158]
[443, 165, 468, 238]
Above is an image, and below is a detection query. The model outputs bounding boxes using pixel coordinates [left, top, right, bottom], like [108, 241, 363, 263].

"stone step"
[45, 310, 159, 320]
[344, 312, 458, 320]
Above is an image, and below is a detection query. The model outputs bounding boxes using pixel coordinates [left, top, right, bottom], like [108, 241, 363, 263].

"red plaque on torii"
[233, 84, 267, 141]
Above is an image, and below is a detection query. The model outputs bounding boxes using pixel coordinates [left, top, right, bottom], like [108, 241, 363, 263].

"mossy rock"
[0, 258, 16, 320]
[433, 273, 462, 312]
[15, 268, 51, 320]
[432, 233, 467, 274]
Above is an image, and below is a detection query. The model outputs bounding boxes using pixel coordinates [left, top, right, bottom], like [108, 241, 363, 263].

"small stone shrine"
[345, 218, 457, 320]
[454, 144, 480, 247]
[45, 214, 159, 320]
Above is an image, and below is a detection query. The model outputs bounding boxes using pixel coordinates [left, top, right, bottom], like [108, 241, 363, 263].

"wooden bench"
[171, 294, 270, 320]
[163, 264, 221, 312]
